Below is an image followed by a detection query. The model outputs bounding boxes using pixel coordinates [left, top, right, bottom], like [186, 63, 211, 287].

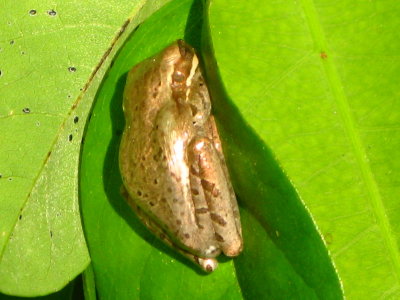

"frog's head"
[161, 40, 200, 104]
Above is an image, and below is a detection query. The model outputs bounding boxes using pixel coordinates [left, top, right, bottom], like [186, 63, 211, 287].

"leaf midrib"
[301, 0, 400, 286]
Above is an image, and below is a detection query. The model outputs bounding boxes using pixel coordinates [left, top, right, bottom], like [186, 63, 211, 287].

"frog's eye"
[172, 71, 185, 83]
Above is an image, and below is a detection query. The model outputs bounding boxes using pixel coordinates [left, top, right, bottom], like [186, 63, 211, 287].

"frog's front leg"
[188, 133, 243, 257]
[121, 186, 218, 272]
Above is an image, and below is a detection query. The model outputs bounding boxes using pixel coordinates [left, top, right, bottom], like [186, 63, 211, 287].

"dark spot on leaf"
[29, 9, 37, 16]
[68, 66, 76, 72]
[19, 215, 22, 220]
[48, 9, 57, 16]
[68, 134, 73, 142]
[22, 107, 30, 113]
[320, 52, 328, 59]
[73, 116, 79, 123]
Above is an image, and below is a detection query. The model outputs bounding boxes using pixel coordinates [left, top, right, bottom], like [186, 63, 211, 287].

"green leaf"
[82, 264, 96, 300]
[82, 0, 398, 299]
[0, 279, 77, 300]
[81, 0, 344, 299]
[81, 0, 243, 299]
[0, 0, 170, 296]
[204, 0, 399, 299]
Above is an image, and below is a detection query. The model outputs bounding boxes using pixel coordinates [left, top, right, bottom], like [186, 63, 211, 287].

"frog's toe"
[195, 257, 218, 273]
[222, 240, 243, 257]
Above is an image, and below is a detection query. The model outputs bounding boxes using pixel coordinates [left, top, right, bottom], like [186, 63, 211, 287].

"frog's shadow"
[102, 72, 225, 275]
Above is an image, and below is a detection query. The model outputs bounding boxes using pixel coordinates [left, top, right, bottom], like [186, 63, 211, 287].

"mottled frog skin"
[119, 40, 242, 272]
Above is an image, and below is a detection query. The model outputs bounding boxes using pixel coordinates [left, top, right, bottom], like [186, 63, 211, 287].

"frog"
[119, 40, 242, 272]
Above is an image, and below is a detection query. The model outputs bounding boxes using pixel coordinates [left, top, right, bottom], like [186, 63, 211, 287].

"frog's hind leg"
[121, 186, 218, 272]
[188, 133, 243, 257]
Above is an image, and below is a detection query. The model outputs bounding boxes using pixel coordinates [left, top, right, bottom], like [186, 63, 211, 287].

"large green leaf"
[81, 0, 244, 299]
[3, 0, 395, 298]
[0, 0, 170, 296]
[80, 0, 353, 299]
[204, 0, 400, 299]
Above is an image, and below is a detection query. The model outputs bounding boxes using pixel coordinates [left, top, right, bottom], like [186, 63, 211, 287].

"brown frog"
[119, 40, 242, 272]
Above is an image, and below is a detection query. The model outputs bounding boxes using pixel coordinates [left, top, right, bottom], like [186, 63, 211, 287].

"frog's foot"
[121, 186, 218, 272]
